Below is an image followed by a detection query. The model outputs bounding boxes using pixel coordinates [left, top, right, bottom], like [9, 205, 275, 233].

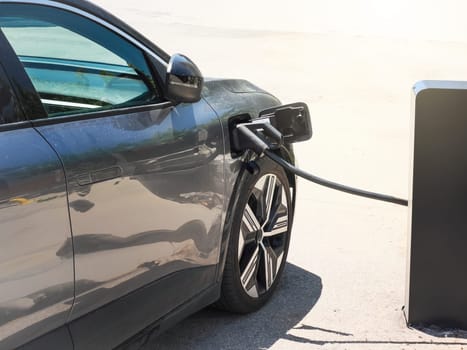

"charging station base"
[406, 81, 467, 329]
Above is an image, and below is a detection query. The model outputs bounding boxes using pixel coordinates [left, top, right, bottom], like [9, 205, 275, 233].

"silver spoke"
[246, 284, 258, 298]
[242, 203, 261, 233]
[239, 205, 260, 260]
[261, 243, 283, 289]
[262, 175, 277, 228]
[238, 227, 245, 260]
[241, 246, 260, 296]
[264, 214, 288, 237]
[282, 186, 288, 207]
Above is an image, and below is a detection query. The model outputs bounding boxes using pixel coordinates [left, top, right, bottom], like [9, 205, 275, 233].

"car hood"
[204, 78, 271, 94]
[202, 78, 281, 122]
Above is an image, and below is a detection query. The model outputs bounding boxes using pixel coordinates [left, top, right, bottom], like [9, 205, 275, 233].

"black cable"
[264, 149, 409, 207]
[234, 121, 409, 207]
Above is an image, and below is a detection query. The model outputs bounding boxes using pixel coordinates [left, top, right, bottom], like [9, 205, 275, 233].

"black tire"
[217, 157, 292, 313]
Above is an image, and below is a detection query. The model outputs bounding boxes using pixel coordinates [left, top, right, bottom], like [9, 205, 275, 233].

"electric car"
[0, 1, 302, 349]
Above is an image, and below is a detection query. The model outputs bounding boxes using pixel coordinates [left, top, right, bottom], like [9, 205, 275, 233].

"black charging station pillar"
[406, 80, 467, 329]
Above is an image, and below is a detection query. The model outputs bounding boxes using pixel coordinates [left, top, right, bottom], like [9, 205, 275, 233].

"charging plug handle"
[235, 125, 269, 154]
[232, 122, 283, 154]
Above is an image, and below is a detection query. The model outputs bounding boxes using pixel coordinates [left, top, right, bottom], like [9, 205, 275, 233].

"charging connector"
[233, 119, 408, 207]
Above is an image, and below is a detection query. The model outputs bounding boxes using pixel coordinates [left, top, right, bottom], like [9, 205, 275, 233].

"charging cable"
[233, 122, 408, 207]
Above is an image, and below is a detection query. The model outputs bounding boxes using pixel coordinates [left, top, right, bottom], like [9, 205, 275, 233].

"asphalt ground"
[94, 1, 467, 348]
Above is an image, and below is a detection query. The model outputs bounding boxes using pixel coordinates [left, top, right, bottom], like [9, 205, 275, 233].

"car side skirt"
[68, 265, 219, 350]
[115, 283, 220, 350]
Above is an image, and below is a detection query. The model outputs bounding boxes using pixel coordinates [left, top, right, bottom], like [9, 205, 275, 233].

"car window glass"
[0, 4, 162, 118]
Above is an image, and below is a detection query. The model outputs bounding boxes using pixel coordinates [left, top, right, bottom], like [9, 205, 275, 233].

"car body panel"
[34, 99, 225, 322]
[0, 126, 74, 348]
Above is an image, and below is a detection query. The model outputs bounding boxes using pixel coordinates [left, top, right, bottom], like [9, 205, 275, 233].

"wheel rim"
[238, 174, 289, 298]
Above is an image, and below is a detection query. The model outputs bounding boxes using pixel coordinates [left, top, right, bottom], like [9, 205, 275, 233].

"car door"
[0, 3, 225, 348]
[0, 32, 73, 349]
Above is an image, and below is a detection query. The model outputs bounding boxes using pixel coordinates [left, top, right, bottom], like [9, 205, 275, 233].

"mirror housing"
[165, 54, 203, 103]
[259, 102, 312, 143]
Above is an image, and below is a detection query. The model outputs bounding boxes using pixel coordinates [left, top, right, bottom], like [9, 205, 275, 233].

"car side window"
[0, 4, 162, 118]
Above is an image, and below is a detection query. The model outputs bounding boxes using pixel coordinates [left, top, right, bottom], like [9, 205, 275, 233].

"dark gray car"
[0, 1, 298, 349]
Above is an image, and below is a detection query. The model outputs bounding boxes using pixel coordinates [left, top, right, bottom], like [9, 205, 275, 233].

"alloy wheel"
[238, 173, 289, 298]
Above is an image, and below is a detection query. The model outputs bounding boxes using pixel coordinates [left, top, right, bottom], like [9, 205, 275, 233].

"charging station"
[406, 80, 467, 329]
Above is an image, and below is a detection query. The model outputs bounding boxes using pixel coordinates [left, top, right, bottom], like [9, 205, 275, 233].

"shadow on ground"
[154, 263, 322, 349]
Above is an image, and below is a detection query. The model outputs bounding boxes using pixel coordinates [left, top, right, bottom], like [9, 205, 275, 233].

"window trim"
[0, 0, 174, 124]
[0, 120, 32, 132]
[30, 100, 174, 127]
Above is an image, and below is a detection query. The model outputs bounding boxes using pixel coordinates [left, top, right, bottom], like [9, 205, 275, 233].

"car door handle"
[76, 166, 122, 185]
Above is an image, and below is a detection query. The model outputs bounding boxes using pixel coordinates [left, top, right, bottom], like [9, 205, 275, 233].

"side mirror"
[259, 102, 312, 143]
[165, 54, 203, 103]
